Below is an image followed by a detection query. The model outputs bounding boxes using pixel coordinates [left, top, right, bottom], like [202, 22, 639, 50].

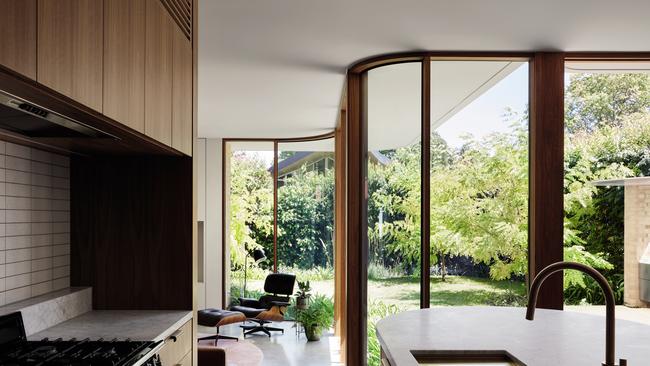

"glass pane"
[224, 141, 274, 306]
[366, 62, 421, 366]
[276, 139, 335, 270]
[276, 138, 336, 310]
[563, 62, 650, 308]
[430, 60, 529, 307]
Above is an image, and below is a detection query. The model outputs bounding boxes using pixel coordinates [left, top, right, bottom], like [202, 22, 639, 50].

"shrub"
[367, 301, 401, 366]
[296, 295, 334, 341]
[367, 262, 404, 281]
[228, 284, 265, 306]
[564, 273, 624, 305]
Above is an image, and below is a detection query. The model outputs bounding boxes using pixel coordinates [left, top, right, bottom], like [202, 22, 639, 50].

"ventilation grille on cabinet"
[160, 0, 192, 40]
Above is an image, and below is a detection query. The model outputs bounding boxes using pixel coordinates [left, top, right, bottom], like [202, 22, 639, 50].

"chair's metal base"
[240, 319, 284, 337]
[198, 326, 239, 345]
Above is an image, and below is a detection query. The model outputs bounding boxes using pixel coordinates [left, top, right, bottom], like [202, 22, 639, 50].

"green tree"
[563, 73, 650, 303]
[228, 152, 273, 271]
[277, 162, 335, 269]
[566, 73, 650, 133]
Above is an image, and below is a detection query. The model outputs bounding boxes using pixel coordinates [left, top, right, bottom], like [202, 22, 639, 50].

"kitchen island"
[376, 307, 650, 366]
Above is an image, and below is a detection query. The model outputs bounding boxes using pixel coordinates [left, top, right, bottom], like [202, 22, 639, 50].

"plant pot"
[296, 297, 308, 310]
[304, 325, 322, 341]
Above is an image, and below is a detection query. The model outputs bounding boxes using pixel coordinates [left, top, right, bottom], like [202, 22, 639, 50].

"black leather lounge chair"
[230, 273, 296, 337]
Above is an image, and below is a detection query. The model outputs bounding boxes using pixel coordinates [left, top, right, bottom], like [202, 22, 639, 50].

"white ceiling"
[198, 0, 650, 139]
[367, 61, 523, 150]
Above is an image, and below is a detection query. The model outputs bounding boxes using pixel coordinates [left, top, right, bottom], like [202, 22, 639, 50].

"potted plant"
[297, 295, 333, 341]
[295, 280, 312, 310]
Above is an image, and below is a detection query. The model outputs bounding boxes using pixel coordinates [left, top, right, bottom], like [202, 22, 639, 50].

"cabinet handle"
[168, 329, 184, 342]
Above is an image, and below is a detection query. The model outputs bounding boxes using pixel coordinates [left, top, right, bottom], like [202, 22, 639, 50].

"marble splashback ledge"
[0, 286, 91, 335]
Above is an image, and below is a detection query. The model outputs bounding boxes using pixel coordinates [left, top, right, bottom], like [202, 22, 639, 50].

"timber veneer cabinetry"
[158, 320, 192, 366]
[0, 0, 37, 79]
[38, 0, 103, 111]
[103, 0, 146, 133]
[145, 0, 174, 147]
[0, 0, 193, 156]
[172, 24, 193, 156]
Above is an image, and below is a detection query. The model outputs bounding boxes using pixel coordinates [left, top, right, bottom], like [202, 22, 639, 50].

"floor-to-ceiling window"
[366, 62, 422, 365]
[277, 138, 336, 300]
[223, 136, 337, 307]
[361, 57, 530, 366]
[563, 61, 650, 308]
[429, 60, 529, 307]
[224, 141, 275, 304]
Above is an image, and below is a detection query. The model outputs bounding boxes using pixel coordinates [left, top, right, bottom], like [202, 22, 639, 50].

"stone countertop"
[376, 307, 650, 366]
[28, 310, 193, 342]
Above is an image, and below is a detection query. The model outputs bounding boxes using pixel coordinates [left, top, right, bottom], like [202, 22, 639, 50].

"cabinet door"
[103, 0, 145, 132]
[158, 320, 192, 366]
[145, 0, 173, 146]
[0, 0, 37, 79]
[37, 0, 103, 111]
[172, 27, 192, 156]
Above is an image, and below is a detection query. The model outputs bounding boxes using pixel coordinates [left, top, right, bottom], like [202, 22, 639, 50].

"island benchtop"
[376, 307, 650, 366]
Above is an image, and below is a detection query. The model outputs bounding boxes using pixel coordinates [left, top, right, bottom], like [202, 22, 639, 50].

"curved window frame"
[346, 52, 551, 366]
[221, 131, 336, 307]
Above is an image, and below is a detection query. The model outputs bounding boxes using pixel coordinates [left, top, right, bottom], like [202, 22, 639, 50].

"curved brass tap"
[526, 261, 626, 366]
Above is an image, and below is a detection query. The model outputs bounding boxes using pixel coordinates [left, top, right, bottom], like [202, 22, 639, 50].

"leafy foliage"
[295, 280, 312, 300]
[228, 152, 273, 272]
[566, 73, 650, 133]
[367, 301, 400, 366]
[277, 166, 334, 268]
[563, 76, 650, 302]
[370, 122, 530, 281]
[296, 294, 334, 330]
[228, 73, 650, 308]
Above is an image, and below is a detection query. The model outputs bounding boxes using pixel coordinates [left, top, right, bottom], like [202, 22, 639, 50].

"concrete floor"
[198, 321, 343, 366]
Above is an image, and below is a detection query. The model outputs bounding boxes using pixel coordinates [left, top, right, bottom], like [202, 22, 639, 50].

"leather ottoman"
[198, 309, 246, 345]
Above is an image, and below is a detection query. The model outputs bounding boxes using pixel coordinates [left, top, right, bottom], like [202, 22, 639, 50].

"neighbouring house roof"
[276, 151, 313, 174]
[371, 150, 391, 165]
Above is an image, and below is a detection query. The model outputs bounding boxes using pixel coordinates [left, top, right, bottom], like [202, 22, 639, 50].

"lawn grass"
[244, 275, 526, 308]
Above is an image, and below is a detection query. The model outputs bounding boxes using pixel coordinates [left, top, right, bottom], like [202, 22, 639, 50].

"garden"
[227, 72, 650, 365]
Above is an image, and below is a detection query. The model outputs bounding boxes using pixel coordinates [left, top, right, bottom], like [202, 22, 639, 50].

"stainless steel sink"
[411, 350, 526, 366]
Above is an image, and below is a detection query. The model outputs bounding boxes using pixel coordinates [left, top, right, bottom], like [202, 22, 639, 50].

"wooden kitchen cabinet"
[1, 0, 191, 153]
[103, 0, 146, 133]
[158, 320, 192, 366]
[172, 26, 193, 156]
[145, 0, 174, 146]
[0, 0, 37, 79]
[37, 0, 103, 112]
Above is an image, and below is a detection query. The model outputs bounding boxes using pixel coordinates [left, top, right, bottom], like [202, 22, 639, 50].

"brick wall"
[624, 185, 650, 307]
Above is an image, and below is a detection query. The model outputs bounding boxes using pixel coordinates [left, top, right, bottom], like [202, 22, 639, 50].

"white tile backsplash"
[6, 286, 31, 303]
[7, 197, 31, 210]
[7, 263, 29, 278]
[31, 258, 52, 272]
[0, 143, 70, 306]
[6, 261, 31, 276]
[6, 236, 31, 250]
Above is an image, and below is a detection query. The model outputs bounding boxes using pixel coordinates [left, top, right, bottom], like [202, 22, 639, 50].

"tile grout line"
[0, 143, 71, 306]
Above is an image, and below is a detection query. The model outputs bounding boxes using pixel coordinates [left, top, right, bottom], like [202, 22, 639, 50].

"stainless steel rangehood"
[0, 90, 114, 139]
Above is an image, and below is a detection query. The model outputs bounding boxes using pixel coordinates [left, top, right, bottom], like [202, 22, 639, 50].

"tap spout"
[526, 261, 617, 366]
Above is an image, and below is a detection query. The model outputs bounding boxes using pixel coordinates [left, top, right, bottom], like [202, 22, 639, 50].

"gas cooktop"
[0, 312, 162, 366]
